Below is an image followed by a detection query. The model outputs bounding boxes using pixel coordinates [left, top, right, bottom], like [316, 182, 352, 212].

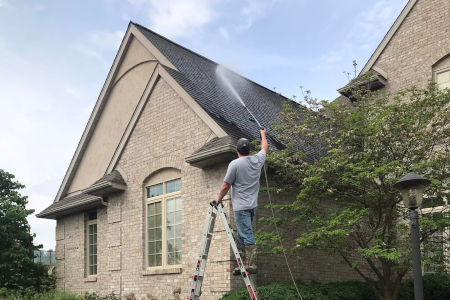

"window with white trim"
[146, 178, 182, 268]
[86, 211, 97, 276]
[436, 68, 450, 90]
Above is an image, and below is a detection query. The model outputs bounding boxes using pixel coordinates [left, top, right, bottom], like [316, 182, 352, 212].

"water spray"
[215, 65, 304, 300]
[216, 65, 263, 129]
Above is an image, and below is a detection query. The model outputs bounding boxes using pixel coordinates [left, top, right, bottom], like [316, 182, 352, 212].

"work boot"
[233, 244, 245, 276]
[245, 245, 257, 274]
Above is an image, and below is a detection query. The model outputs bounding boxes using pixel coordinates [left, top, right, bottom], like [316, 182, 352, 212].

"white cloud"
[238, 0, 277, 31]
[129, 0, 216, 38]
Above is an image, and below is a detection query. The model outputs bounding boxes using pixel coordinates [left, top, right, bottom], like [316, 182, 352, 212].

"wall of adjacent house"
[372, 0, 450, 92]
[254, 192, 374, 286]
[67, 37, 157, 194]
[56, 76, 237, 300]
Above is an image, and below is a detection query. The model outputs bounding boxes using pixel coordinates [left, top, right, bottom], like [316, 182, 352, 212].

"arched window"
[145, 168, 182, 268]
[433, 54, 450, 90]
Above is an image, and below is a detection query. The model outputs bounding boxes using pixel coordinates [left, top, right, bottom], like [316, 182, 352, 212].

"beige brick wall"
[56, 77, 237, 300]
[373, 0, 450, 92]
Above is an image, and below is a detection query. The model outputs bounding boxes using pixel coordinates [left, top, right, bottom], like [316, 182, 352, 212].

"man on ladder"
[212, 129, 268, 275]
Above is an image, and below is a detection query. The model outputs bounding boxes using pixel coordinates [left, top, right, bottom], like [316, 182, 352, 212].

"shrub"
[398, 273, 450, 300]
[221, 274, 450, 300]
[220, 281, 377, 300]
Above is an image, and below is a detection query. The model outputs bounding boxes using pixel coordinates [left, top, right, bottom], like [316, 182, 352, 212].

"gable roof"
[360, 0, 417, 74]
[50, 22, 317, 206]
[133, 23, 288, 147]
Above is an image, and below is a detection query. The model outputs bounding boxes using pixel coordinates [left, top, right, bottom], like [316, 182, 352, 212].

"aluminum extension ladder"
[188, 203, 259, 300]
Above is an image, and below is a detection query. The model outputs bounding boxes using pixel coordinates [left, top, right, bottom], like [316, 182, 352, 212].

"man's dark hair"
[236, 138, 250, 155]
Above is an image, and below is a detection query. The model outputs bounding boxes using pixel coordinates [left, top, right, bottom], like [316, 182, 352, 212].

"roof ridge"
[131, 21, 291, 102]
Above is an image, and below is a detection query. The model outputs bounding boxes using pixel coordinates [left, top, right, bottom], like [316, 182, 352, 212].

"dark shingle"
[36, 193, 104, 219]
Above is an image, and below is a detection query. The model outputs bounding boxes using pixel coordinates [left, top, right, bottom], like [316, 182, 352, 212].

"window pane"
[156, 214, 161, 226]
[175, 238, 182, 252]
[156, 241, 162, 254]
[148, 229, 154, 241]
[174, 252, 181, 265]
[175, 225, 181, 238]
[155, 227, 162, 239]
[166, 179, 181, 193]
[147, 184, 163, 198]
[167, 212, 174, 226]
[156, 254, 162, 266]
[167, 199, 176, 212]
[148, 204, 155, 215]
[175, 211, 182, 224]
[167, 252, 174, 265]
[148, 255, 155, 267]
[167, 239, 175, 252]
[148, 216, 155, 228]
[148, 241, 155, 254]
[436, 70, 450, 83]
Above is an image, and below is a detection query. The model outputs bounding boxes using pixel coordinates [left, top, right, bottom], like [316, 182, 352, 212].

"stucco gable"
[51, 23, 228, 203]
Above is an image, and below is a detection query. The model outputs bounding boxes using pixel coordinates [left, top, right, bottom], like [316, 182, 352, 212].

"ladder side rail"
[217, 204, 259, 300]
[189, 204, 217, 300]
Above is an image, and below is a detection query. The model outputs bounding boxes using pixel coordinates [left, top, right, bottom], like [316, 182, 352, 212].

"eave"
[36, 193, 107, 220]
[185, 144, 236, 168]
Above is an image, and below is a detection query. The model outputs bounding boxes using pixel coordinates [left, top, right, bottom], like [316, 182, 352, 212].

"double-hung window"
[146, 178, 182, 268]
[436, 68, 450, 90]
[86, 211, 98, 276]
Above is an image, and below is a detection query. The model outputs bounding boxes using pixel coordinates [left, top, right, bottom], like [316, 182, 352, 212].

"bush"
[0, 289, 81, 300]
[221, 274, 450, 300]
[398, 273, 450, 300]
[0, 290, 120, 300]
[220, 281, 377, 300]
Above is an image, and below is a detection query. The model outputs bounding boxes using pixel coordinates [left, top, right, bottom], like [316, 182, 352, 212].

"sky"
[0, 0, 409, 250]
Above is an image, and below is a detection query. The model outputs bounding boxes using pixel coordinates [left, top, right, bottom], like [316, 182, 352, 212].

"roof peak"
[131, 21, 290, 101]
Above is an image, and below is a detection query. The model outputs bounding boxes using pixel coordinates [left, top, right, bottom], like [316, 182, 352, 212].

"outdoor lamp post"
[394, 172, 430, 300]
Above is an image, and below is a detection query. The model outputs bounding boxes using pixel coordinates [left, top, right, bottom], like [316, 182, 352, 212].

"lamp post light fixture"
[394, 172, 430, 300]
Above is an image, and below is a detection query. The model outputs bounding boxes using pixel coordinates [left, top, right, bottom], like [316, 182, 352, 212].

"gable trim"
[361, 0, 418, 74]
[129, 24, 178, 71]
[106, 64, 227, 173]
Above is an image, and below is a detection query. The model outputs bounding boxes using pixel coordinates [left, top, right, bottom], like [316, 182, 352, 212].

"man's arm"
[260, 128, 269, 153]
[211, 182, 231, 205]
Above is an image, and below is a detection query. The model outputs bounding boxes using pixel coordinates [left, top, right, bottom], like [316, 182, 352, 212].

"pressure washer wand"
[243, 105, 264, 131]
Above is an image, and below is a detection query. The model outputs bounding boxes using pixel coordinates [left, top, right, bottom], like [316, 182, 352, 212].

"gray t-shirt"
[224, 150, 266, 211]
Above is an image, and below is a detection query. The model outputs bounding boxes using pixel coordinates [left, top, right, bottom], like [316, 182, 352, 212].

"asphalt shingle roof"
[134, 23, 289, 150]
[36, 193, 103, 219]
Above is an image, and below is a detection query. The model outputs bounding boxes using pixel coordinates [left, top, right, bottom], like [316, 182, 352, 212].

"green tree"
[0, 169, 52, 291]
[265, 80, 450, 300]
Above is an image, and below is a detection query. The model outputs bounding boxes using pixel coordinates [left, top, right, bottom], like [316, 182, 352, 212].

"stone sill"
[84, 276, 97, 282]
[142, 267, 182, 276]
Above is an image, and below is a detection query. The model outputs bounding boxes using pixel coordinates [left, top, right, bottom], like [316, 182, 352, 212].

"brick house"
[38, 0, 449, 298]
[37, 22, 334, 299]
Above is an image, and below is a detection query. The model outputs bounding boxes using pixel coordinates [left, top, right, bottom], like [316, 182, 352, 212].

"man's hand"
[260, 128, 269, 153]
[260, 128, 267, 137]
[210, 199, 222, 206]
